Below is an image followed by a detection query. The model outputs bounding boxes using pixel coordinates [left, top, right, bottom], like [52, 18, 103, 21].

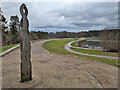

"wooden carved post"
[20, 4, 32, 82]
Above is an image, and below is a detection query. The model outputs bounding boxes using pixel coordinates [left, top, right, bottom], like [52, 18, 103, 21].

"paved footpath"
[2, 39, 118, 88]
[65, 41, 118, 59]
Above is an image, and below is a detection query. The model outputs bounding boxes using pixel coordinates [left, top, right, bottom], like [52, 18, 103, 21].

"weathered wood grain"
[20, 3, 32, 82]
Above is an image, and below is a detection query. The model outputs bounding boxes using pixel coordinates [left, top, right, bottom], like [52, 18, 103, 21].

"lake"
[78, 39, 102, 49]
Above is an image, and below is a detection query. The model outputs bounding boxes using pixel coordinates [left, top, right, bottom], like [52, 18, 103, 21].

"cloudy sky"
[1, 2, 118, 32]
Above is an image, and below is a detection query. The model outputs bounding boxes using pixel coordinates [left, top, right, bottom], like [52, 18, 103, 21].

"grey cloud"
[35, 26, 76, 29]
[1, 2, 118, 32]
[54, 2, 117, 25]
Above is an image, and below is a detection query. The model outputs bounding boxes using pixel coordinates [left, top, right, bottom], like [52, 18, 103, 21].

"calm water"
[78, 39, 102, 49]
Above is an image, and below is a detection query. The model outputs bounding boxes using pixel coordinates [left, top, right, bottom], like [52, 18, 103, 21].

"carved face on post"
[20, 3, 32, 82]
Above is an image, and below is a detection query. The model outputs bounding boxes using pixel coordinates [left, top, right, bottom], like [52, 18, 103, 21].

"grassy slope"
[43, 39, 74, 54]
[0, 43, 19, 53]
[43, 39, 118, 67]
[71, 47, 118, 57]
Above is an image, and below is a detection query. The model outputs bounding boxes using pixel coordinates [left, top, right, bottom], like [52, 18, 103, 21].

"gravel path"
[65, 41, 118, 59]
[2, 39, 118, 88]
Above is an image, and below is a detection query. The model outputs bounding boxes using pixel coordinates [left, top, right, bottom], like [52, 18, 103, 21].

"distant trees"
[1, 14, 8, 46]
[9, 15, 20, 44]
[0, 7, 3, 46]
[53, 30, 102, 38]
[29, 31, 49, 40]
[101, 29, 119, 52]
[1, 6, 113, 47]
[1, 7, 50, 46]
[36, 31, 48, 39]
[88, 30, 101, 37]
[0, 13, 21, 46]
[27, 30, 102, 39]
[1, 8, 20, 46]
[49, 32, 56, 38]
[56, 31, 68, 38]
[1, 15, 20, 46]
[1, 6, 103, 46]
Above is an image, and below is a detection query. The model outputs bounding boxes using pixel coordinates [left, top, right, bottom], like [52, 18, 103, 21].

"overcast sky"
[1, 2, 118, 32]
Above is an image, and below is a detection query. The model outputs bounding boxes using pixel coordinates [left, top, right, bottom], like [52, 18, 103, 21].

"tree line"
[101, 29, 120, 52]
[0, 11, 102, 46]
[0, 12, 49, 46]
[49, 30, 101, 38]
[1, 8, 119, 48]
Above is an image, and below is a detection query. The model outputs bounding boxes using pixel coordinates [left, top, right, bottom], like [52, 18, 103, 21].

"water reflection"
[78, 39, 102, 49]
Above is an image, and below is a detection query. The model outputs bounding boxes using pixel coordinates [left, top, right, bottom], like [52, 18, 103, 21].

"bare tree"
[101, 29, 119, 52]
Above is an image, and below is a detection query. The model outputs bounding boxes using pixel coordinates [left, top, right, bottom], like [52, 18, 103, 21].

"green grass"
[71, 47, 118, 57]
[0, 39, 39, 53]
[43, 38, 118, 67]
[71, 41, 79, 47]
[71, 38, 88, 47]
[74, 53, 118, 67]
[43, 39, 74, 54]
[0, 43, 19, 53]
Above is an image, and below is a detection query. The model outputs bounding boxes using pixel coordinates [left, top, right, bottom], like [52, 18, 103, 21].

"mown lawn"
[71, 47, 118, 57]
[43, 39, 118, 67]
[43, 39, 74, 54]
[0, 43, 19, 53]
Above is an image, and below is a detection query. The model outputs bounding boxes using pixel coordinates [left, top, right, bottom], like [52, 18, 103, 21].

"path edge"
[65, 41, 118, 60]
[0, 45, 20, 57]
[0, 40, 40, 57]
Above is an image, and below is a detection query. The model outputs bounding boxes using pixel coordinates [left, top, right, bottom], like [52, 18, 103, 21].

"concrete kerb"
[0, 40, 40, 57]
[0, 39, 59, 57]
[0, 45, 20, 57]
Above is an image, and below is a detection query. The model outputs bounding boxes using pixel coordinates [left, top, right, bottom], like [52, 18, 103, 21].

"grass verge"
[43, 38, 118, 67]
[0, 43, 19, 53]
[0, 39, 40, 53]
[71, 47, 118, 57]
[43, 39, 74, 54]
[72, 53, 118, 67]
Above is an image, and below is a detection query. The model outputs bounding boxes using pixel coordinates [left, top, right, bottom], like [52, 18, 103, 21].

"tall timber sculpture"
[20, 4, 32, 82]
